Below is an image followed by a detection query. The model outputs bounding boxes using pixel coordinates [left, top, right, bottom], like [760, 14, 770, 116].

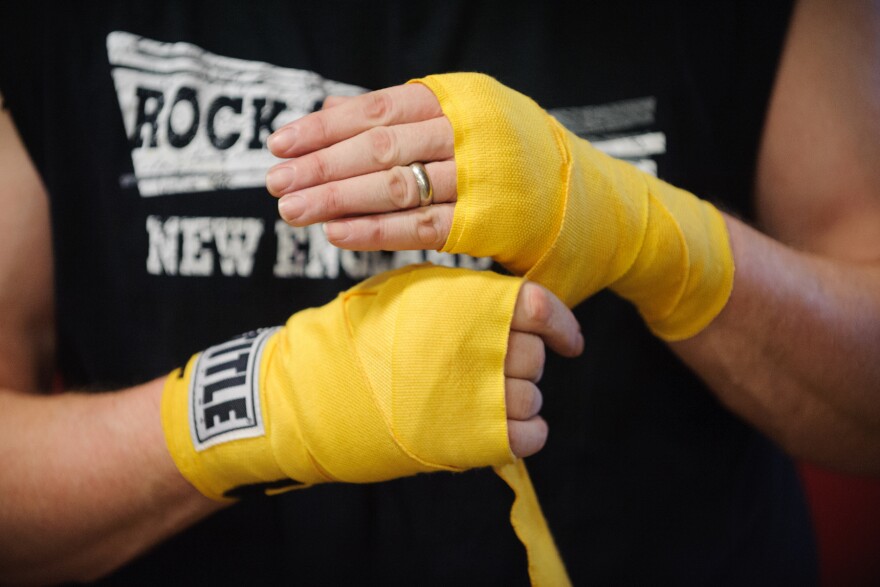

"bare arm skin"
[0, 382, 223, 584]
[266, 0, 880, 474]
[0, 102, 54, 393]
[0, 109, 222, 585]
[671, 0, 880, 474]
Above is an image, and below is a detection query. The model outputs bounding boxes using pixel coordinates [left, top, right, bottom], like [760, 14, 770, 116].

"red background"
[799, 463, 880, 586]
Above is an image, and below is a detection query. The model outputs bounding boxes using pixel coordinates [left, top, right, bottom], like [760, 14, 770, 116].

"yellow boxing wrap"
[411, 73, 735, 341]
[162, 263, 520, 497]
[161, 263, 570, 586]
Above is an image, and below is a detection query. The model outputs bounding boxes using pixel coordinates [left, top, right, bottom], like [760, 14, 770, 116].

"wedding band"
[409, 162, 434, 207]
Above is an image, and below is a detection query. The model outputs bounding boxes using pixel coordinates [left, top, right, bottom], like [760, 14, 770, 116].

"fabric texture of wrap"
[162, 263, 570, 586]
[412, 72, 735, 341]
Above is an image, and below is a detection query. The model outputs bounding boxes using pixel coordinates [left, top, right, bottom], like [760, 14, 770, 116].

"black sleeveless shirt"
[1, 1, 816, 584]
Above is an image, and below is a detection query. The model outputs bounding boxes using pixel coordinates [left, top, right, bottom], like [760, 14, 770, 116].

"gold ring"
[409, 162, 434, 207]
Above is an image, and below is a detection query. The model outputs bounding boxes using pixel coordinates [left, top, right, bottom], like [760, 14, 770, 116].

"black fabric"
[1, 1, 817, 584]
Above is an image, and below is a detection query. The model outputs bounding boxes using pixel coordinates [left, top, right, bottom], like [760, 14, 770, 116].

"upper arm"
[0, 107, 55, 391]
[756, 0, 880, 261]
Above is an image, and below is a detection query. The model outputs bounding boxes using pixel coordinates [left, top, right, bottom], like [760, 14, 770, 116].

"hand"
[266, 84, 457, 250]
[267, 74, 734, 342]
[163, 264, 581, 500]
[505, 281, 583, 457]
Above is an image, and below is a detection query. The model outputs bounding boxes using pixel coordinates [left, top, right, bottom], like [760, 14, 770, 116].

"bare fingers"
[266, 116, 453, 197]
[506, 377, 546, 458]
[278, 160, 456, 226]
[266, 84, 455, 254]
[504, 283, 583, 458]
[323, 203, 455, 251]
[508, 416, 548, 458]
[505, 332, 545, 382]
[505, 377, 543, 420]
[511, 282, 584, 357]
[267, 83, 444, 158]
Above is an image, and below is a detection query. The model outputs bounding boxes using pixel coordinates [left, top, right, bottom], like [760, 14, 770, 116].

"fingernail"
[266, 167, 295, 195]
[323, 221, 350, 242]
[267, 127, 296, 154]
[278, 194, 306, 222]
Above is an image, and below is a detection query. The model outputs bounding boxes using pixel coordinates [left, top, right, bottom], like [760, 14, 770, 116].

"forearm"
[672, 216, 880, 474]
[0, 379, 221, 584]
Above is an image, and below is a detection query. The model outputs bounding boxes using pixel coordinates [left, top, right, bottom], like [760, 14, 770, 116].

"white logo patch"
[189, 328, 279, 451]
[107, 31, 366, 197]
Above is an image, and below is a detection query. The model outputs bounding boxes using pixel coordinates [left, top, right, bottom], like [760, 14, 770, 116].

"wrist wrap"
[413, 73, 734, 340]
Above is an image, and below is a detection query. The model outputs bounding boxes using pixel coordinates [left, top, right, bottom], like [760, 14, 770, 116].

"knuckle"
[415, 207, 443, 247]
[507, 380, 543, 420]
[534, 419, 549, 450]
[531, 386, 544, 415]
[322, 182, 343, 215]
[368, 126, 398, 167]
[508, 417, 548, 458]
[508, 422, 524, 456]
[310, 151, 332, 183]
[368, 220, 385, 244]
[387, 167, 416, 209]
[512, 332, 545, 382]
[525, 285, 552, 326]
[322, 95, 342, 109]
[534, 362, 545, 384]
[311, 113, 331, 143]
[364, 91, 394, 124]
[520, 382, 542, 417]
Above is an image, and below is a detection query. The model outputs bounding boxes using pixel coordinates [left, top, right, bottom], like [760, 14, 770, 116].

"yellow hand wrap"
[412, 73, 734, 340]
[162, 264, 519, 496]
[162, 263, 570, 585]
